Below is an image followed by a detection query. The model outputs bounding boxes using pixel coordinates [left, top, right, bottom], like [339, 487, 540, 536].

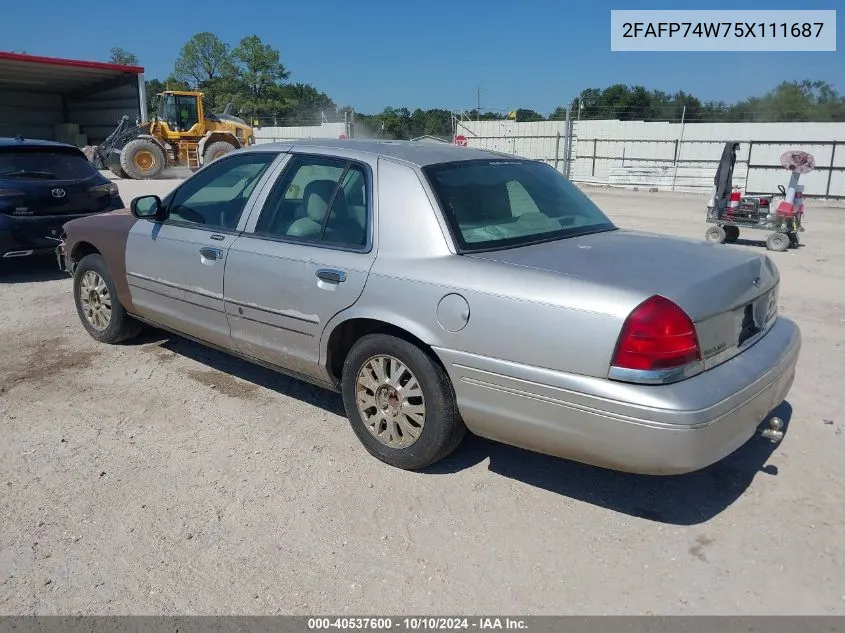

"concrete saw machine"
[705, 142, 812, 252]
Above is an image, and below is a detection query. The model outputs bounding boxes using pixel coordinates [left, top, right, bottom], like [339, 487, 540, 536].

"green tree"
[229, 35, 291, 120]
[173, 32, 232, 87]
[278, 82, 335, 124]
[109, 47, 138, 66]
[144, 78, 164, 116]
[513, 108, 544, 122]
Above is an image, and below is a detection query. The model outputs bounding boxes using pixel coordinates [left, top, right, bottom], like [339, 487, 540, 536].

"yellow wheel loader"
[92, 91, 255, 179]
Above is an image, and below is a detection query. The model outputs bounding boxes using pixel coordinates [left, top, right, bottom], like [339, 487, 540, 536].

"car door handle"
[316, 269, 347, 283]
[199, 247, 223, 260]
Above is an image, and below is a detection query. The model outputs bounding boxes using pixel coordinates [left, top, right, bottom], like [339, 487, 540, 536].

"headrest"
[303, 179, 343, 222]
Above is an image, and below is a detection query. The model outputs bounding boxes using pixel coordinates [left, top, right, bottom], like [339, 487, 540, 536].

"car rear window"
[422, 159, 616, 252]
[0, 146, 98, 181]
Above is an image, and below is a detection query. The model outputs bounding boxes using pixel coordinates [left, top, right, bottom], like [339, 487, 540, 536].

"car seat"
[287, 179, 338, 240]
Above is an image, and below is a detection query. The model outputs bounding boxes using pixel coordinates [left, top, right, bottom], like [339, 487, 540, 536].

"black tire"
[723, 225, 740, 243]
[766, 232, 790, 252]
[341, 333, 466, 470]
[120, 138, 166, 180]
[705, 225, 726, 244]
[104, 155, 128, 179]
[109, 164, 128, 179]
[73, 254, 142, 344]
[203, 140, 235, 165]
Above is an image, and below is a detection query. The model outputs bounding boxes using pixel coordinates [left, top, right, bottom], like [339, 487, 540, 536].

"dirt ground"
[1, 173, 844, 616]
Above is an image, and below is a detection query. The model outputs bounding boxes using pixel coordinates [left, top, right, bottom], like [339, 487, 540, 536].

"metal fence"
[455, 119, 845, 200]
[570, 137, 844, 199]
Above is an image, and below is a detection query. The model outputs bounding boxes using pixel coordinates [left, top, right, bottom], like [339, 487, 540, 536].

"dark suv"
[0, 137, 124, 260]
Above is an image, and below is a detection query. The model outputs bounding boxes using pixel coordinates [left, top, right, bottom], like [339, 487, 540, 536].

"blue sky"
[3, 0, 842, 114]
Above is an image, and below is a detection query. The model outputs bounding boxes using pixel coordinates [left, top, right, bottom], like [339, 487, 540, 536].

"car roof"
[0, 136, 81, 150]
[253, 138, 516, 167]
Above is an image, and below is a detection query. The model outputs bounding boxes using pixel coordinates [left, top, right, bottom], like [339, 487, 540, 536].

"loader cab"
[155, 91, 203, 135]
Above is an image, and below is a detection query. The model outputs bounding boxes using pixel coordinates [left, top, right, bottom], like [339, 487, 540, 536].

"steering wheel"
[778, 185, 786, 197]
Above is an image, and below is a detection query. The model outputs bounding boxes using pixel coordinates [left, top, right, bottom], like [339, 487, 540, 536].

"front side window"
[165, 152, 277, 230]
[254, 154, 369, 248]
[422, 159, 616, 252]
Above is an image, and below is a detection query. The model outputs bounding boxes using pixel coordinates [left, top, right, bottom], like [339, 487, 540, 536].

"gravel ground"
[1, 173, 844, 615]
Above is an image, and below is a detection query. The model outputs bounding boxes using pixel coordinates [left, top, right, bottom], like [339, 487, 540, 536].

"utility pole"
[476, 85, 480, 121]
[671, 105, 687, 192]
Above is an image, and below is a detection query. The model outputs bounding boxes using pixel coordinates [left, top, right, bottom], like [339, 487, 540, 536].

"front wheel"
[341, 333, 466, 470]
[73, 254, 142, 344]
[120, 138, 166, 180]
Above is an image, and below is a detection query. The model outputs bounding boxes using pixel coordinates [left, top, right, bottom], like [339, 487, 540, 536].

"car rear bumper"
[0, 204, 122, 258]
[434, 316, 801, 475]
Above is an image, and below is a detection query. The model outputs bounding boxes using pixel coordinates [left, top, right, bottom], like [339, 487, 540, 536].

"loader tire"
[104, 154, 128, 179]
[203, 141, 236, 165]
[120, 139, 166, 180]
[109, 165, 128, 179]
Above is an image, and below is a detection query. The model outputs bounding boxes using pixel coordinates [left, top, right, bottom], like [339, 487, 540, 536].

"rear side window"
[422, 159, 616, 252]
[0, 147, 98, 181]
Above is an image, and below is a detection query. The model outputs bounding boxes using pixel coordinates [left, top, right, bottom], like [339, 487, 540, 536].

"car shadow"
[127, 328, 346, 416]
[126, 328, 791, 525]
[428, 401, 792, 526]
[0, 256, 68, 284]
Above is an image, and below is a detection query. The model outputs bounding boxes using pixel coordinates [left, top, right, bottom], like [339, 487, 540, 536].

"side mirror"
[130, 194, 165, 221]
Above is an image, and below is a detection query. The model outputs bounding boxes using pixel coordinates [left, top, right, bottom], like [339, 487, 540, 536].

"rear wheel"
[203, 141, 236, 165]
[120, 138, 166, 180]
[705, 225, 726, 244]
[341, 333, 466, 470]
[73, 254, 142, 344]
[766, 232, 790, 252]
[723, 225, 740, 243]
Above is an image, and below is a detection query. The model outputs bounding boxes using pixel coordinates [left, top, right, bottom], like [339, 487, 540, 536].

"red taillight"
[611, 295, 701, 371]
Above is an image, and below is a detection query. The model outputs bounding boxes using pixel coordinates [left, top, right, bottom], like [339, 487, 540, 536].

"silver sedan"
[58, 139, 801, 474]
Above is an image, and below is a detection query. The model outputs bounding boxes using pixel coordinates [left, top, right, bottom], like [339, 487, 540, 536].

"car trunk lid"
[0, 145, 113, 217]
[467, 228, 779, 371]
[1, 175, 115, 216]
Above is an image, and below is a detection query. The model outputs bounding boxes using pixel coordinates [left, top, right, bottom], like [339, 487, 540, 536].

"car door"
[124, 150, 280, 348]
[224, 152, 377, 378]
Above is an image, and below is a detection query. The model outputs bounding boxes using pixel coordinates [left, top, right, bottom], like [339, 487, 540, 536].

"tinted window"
[422, 159, 616, 252]
[0, 147, 98, 181]
[166, 152, 277, 230]
[254, 154, 369, 248]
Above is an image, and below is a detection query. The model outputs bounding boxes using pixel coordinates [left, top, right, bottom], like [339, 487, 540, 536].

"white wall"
[254, 122, 346, 143]
[456, 119, 845, 198]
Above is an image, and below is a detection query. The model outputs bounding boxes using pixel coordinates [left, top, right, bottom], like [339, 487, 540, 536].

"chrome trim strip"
[126, 271, 222, 300]
[128, 283, 223, 313]
[224, 298, 319, 324]
[607, 360, 705, 385]
[228, 311, 313, 337]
